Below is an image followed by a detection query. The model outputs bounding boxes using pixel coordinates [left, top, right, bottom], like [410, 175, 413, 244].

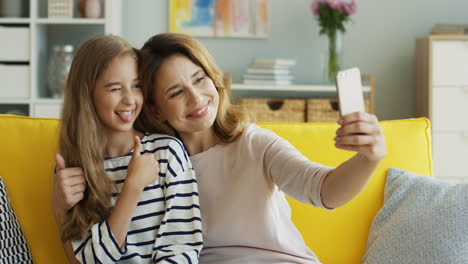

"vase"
[48, 45, 74, 98]
[78, 0, 101, 18]
[322, 30, 343, 84]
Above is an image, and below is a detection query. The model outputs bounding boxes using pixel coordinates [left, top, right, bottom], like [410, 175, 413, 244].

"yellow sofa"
[0, 114, 432, 264]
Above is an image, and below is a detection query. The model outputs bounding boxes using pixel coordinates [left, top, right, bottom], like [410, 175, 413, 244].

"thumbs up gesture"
[52, 153, 87, 226]
[126, 136, 160, 192]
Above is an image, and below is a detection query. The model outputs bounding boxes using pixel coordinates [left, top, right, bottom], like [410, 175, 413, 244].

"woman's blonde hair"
[135, 33, 249, 142]
[59, 35, 136, 242]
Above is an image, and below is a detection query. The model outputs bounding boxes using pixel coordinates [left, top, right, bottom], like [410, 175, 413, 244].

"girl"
[53, 35, 202, 263]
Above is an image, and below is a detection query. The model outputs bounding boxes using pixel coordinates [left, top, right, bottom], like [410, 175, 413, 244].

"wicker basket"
[236, 98, 306, 122]
[48, 0, 73, 18]
[307, 98, 372, 122]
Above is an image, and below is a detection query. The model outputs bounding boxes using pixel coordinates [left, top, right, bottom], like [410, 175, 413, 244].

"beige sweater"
[191, 124, 333, 264]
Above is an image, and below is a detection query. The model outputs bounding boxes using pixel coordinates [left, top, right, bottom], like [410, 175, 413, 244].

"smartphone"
[335, 67, 366, 116]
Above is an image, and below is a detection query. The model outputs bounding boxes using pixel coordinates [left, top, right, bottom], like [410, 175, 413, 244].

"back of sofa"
[0, 115, 432, 264]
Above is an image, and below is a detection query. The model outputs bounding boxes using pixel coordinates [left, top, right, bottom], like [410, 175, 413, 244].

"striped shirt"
[72, 133, 203, 263]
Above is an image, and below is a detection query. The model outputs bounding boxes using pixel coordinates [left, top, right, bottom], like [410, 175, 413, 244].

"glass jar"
[48, 45, 74, 98]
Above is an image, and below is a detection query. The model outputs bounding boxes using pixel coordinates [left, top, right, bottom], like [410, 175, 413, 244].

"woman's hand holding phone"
[334, 67, 385, 161]
[334, 112, 386, 162]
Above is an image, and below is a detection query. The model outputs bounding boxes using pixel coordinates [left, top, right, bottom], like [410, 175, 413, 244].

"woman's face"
[153, 54, 219, 137]
[93, 54, 143, 134]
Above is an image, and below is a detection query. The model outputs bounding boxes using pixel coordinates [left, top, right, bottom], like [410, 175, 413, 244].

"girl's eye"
[170, 90, 183, 98]
[132, 84, 141, 89]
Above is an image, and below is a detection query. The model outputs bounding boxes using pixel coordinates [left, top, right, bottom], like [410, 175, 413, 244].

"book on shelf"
[243, 74, 294, 81]
[246, 68, 291, 75]
[243, 79, 292, 85]
[430, 24, 468, 35]
[252, 58, 297, 67]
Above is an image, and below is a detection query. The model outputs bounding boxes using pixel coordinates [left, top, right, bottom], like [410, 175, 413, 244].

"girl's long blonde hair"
[59, 35, 136, 242]
[135, 33, 250, 142]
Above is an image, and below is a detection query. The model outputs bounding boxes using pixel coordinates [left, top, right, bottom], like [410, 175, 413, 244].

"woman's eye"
[110, 87, 121, 92]
[194, 77, 204, 84]
[170, 90, 183, 98]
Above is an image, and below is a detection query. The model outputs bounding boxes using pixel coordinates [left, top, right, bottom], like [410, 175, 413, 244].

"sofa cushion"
[362, 168, 468, 264]
[0, 176, 33, 263]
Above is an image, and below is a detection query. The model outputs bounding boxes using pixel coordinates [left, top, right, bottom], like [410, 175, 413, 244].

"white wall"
[122, 0, 468, 120]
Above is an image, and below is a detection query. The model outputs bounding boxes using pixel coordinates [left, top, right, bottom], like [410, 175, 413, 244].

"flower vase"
[323, 30, 343, 83]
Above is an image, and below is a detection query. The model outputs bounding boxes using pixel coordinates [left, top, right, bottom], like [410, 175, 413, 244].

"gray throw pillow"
[0, 176, 33, 263]
[362, 168, 468, 264]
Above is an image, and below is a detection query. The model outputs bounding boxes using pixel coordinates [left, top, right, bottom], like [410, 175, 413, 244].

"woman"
[55, 33, 385, 264]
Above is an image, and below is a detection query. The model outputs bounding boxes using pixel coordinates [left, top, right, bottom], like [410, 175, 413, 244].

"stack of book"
[243, 58, 296, 85]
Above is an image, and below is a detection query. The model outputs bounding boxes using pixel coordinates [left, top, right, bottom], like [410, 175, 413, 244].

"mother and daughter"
[53, 33, 385, 263]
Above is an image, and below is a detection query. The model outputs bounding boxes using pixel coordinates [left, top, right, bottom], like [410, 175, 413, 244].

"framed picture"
[169, 0, 269, 38]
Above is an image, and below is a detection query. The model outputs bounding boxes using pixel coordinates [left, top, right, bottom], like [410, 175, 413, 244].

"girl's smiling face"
[93, 54, 143, 134]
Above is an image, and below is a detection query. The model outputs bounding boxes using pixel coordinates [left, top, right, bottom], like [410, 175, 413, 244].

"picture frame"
[169, 0, 269, 38]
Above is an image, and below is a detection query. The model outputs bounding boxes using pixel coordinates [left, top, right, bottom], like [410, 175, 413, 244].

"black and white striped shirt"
[72, 133, 203, 263]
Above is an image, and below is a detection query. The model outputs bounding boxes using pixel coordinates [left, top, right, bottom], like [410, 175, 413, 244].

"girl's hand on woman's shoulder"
[126, 136, 160, 191]
[334, 112, 386, 162]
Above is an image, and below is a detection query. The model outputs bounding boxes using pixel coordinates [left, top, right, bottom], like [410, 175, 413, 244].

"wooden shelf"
[231, 83, 371, 93]
[0, 99, 31, 104]
[35, 18, 106, 24]
[0, 18, 31, 24]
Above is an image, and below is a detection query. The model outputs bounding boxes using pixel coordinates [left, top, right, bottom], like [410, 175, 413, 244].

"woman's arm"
[321, 112, 386, 208]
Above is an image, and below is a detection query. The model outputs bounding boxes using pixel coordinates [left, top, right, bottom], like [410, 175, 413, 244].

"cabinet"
[416, 35, 468, 182]
[0, 0, 122, 118]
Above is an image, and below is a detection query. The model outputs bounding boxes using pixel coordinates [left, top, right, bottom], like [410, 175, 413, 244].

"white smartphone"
[335, 67, 366, 116]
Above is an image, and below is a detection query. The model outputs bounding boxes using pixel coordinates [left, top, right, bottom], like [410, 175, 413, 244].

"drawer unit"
[33, 103, 62, 118]
[0, 64, 30, 99]
[0, 26, 30, 61]
[416, 36, 468, 180]
[432, 87, 468, 131]
[433, 132, 468, 178]
[432, 40, 468, 87]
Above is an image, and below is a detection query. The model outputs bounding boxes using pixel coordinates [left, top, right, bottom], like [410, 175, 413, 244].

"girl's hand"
[53, 153, 86, 226]
[126, 136, 160, 191]
[334, 112, 386, 161]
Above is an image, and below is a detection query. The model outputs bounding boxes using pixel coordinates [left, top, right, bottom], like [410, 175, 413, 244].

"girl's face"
[153, 54, 219, 136]
[93, 54, 143, 134]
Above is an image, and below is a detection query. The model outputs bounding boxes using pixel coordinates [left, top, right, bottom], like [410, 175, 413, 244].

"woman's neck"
[179, 128, 220, 156]
[105, 129, 143, 158]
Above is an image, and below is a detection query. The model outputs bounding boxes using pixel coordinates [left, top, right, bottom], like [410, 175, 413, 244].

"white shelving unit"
[0, 0, 122, 118]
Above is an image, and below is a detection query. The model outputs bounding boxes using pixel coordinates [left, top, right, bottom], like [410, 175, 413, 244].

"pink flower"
[343, 2, 356, 15]
[311, 0, 357, 16]
[311, 0, 326, 16]
[327, 0, 340, 10]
